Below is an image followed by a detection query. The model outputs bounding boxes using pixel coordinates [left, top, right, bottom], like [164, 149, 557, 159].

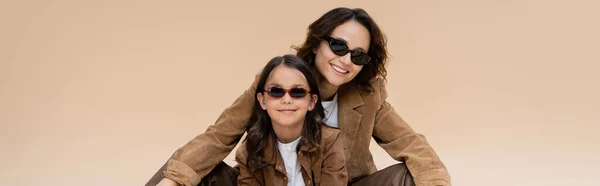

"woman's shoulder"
[370, 77, 387, 89]
[355, 77, 388, 103]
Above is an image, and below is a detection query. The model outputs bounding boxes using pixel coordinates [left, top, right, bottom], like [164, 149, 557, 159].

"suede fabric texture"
[235, 126, 347, 186]
[162, 74, 451, 186]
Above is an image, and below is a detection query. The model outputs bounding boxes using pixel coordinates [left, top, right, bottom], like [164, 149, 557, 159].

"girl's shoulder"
[320, 125, 342, 145]
[235, 140, 249, 158]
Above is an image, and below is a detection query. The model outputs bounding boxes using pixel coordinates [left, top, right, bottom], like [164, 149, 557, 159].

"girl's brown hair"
[244, 54, 326, 172]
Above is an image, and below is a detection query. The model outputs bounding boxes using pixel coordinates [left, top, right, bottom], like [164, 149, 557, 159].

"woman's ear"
[308, 94, 318, 111]
[312, 42, 319, 54]
[257, 93, 267, 110]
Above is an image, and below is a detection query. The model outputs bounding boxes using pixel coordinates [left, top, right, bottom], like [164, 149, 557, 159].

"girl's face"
[314, 20, 371, 87]
[257, 65, 318, 128]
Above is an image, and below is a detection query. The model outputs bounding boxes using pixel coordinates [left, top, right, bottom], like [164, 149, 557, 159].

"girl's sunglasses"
[264, 87, 310, 98]
[324, 36, 371, 65]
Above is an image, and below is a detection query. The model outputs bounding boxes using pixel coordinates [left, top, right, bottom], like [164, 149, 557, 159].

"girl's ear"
[257, 93, 267, 110]
[308, 94, 318, 111]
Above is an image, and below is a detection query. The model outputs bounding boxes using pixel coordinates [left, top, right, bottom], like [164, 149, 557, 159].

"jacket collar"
[337, 83, 365, 156]
[259, 136, 316, 177]
[338, 83, 365, 109]
[262, 136, 318, 165]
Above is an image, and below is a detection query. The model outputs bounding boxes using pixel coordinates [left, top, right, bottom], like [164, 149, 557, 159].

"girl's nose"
[281, 93, 293, 104]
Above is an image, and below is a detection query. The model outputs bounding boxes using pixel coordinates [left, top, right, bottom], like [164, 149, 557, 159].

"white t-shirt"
[321, 93, 339, 128]
[276, 93, 339, 186]
[277, 137, 305, 186]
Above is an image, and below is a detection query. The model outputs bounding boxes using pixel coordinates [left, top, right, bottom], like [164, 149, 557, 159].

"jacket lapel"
[261, 138, 286, 175]
[262, 138, 276, 165]
[337, 83, 364, 158]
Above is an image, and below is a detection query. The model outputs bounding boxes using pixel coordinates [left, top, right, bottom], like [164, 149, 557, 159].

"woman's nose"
[339, 53, 352, 65]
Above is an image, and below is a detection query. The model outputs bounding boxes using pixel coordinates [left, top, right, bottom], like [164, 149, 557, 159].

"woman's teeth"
[331, 64, 348, 74]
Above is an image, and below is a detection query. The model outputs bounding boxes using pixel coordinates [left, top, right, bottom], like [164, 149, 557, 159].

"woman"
[151, 7, 450, 186]
[236, 54, 347, 186]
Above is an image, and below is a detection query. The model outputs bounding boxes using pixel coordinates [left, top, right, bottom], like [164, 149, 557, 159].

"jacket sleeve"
[235, 142, 261, 186]
[320, 129, 348, 186]
[371, 80, 452, 186]
[161, 74, 259, 186]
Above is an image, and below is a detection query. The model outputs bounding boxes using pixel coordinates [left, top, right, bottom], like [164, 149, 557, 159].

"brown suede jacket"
[162, 75, 451, 186]
[236, 126, 347, 186]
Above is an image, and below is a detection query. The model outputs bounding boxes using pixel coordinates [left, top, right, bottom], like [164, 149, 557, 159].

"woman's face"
[314, 20, 371, 87]
[257, 65, 318, 128]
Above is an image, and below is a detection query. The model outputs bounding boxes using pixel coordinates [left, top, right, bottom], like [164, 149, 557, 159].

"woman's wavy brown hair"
[293, 7, 388, 92]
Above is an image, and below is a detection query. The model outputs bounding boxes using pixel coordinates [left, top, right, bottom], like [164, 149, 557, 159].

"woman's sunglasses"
[324, 36, 371, 65]
[264, 87, 310, 98]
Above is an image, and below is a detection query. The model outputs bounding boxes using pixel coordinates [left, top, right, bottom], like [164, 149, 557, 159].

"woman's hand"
[156, 178, 179, 186]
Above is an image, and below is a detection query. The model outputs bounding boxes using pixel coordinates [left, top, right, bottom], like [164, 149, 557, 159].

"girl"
[151, 7, 449, 186]
[235, 54, 347, 186]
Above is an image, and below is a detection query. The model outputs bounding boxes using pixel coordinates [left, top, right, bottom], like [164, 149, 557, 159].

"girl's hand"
[156, 178, 179, 186]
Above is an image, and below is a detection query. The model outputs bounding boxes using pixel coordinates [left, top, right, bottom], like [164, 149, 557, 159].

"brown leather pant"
[145, 157, 414, 186]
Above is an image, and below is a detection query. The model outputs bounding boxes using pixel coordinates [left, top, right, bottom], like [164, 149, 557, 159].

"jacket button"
[278, 165, 282, 169]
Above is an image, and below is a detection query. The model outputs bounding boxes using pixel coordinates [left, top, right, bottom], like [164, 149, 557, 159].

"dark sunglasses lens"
[289, 88, 308, 98]
[267, 87, 285, 97]
[351, 52, 371, 65]
[329, 39, 349, 56]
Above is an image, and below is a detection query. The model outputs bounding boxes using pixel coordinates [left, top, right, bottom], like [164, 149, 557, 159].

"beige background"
[1, 0, 599, 185]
